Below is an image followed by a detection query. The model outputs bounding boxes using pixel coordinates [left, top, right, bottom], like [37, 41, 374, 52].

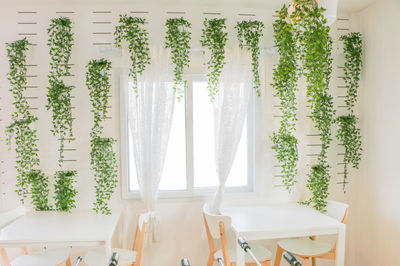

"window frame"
[120, 74, 256, 200]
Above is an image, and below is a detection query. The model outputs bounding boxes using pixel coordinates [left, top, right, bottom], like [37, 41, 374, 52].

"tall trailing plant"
[87, 59, 118, 215]
[28, 170, 52, 211]
[165, 17, 191, 101]
[115, 15, 150, 92]
[54, 170, 77, 212]
[48, 17, 77, 212]
[200, 18, 228, 101]
[235, 20, 264, 96]
[293, 0, 335, 212]
[271, 7, 299, 191]
[336, 32, 363, 191]
[5, 38, 40, 203]
[47, 17, 74, 164]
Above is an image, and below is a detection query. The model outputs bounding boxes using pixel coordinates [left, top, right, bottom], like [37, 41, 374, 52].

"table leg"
[105, 240, 112, 264]
[236, 234, 245, 266]
[336, 227, 346, 266]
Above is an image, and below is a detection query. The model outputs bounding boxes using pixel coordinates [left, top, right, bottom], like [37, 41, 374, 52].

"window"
[122, 74, 254, 197]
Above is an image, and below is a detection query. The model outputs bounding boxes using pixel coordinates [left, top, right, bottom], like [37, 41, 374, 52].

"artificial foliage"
[200, 18, 228, 101]
[235, 20, 264, 96]
[115, 15, 150, 92]
[54, 170, 77, 212]
[336, 32, 363, 191]
[336, 115, 362, 191]
[47, 17, 75, 164]
[5, 38, 40, 203]
[86, 59, 118, 215]
[271, 7, 299, 191]
[28, 170, 52, 211]
[165, 17, 191, 101]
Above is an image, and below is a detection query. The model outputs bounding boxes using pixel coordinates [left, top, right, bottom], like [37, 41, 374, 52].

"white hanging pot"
[318, 0, 339, 26]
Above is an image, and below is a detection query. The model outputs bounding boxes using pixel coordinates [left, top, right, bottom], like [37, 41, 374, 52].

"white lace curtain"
[208, 48, 253, 214]
[128, 47, 175, 243]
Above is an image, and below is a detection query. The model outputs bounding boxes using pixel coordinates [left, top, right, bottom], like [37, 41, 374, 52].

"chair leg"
[207, 253, 215, 266]
[304, 258, 309, 266]
[274, 246, 284, 266]
[312, 257, 316, 266]
[65, 258, 72, 266]
[1, 248, 11, 266]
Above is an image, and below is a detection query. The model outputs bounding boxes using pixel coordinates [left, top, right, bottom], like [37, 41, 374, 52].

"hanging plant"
[235, 20, 264, 96]
[90, 137, 118, 215]
[54, 170, 77, 212]
[291, 0, 335, 211]
[47, 17, 74, 164]
[165, 17, 191, 101]
[115, 15, 150, 92]
[28, 170, 52, 211]
[200, 18, 228, 101]
[340, 32, 362, 112]
[5, 38, 40, 203]
[271, 6, 299, 190]
[86, 59, 118, 215]
[336, 32, 363, 192]
[336, 115, 362, 191]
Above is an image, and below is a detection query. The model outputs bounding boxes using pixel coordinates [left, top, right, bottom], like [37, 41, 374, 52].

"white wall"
[345, 0, 400, 265]
[0, 1, 353, 265]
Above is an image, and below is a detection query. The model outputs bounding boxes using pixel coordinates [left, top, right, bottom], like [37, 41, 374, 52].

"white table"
[0, 210, 121, 262]
[222, 203, 346, 266]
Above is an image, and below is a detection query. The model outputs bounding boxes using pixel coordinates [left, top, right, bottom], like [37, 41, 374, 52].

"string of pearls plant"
[87, 59, 118, 215]
[336, 32, 363, 192]
[201, 18, 228, 101]
[165, 17, 192, 102]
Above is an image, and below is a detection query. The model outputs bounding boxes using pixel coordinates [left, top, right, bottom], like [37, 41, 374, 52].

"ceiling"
[0, 0, 377, 12]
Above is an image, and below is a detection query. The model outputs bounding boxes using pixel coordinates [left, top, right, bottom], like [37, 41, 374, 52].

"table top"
[222, 203, 344, 240]
[0, 209, 121, 247]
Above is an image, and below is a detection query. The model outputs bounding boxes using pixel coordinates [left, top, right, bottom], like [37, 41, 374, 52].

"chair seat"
[214, 242, 272, 262]
[278, 238, 334, 257]
[84, 247, 137, 266]
[11, 248, 70, 266]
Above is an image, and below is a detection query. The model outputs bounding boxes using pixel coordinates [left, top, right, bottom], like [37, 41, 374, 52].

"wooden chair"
[274, 200, 349, 266]
[84, 212, 149, 266]
[0, 206, 72, 266]
[203, 204, 272, 266]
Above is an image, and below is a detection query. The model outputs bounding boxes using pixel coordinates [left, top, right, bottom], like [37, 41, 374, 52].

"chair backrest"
[0, 206, 26, 230]
[202, 204, 232, 239]
[132, 212, 150, 266]
[325, 200, 349, 224]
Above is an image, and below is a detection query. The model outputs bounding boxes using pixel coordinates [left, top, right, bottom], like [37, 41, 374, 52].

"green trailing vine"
[201, 18, 228, 101]
[115, 15, 150, 92]
[235, 20, 264, 96]
[271, 7, 299, 191]
[5, 38, 40, 203]
[54, 170, 77, 212]
[87, 59, 118, 215]
[47, 17, 75, 165]
[165, 17, 191, 101]
[296, 0, 335, 212]
[28, 170, 52, 211]
[336, 32, 363, 192]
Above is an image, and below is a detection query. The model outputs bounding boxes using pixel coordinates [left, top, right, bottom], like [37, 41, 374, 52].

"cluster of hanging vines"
[165, 17, 192, 101]
[336, 32, 363, 192]
[87, 59, 118, 215]
[115, 15, 151, 92]
[47, 17, 77, 212]
[271, 7, 300, 191]
[235, 20, 265, 96]
[5, 38, 41, 203]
